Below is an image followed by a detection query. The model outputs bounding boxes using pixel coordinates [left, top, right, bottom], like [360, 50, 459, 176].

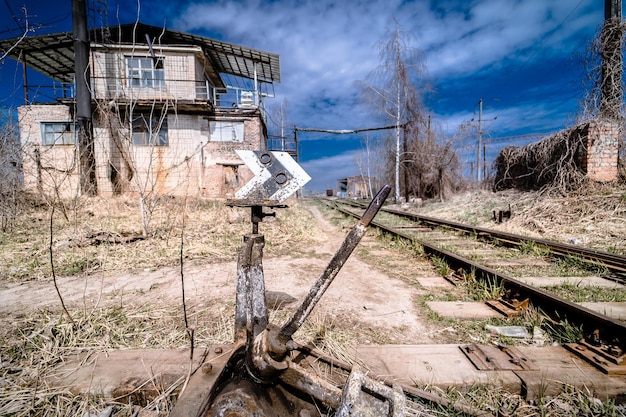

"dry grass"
[0, 293, 243, 415]
[420, 383, 625, 417]
[0, 194, 327, 416]
[2, 190, 625, 416]
[410, 182, 626, 255]
[0, 194, 323, 282]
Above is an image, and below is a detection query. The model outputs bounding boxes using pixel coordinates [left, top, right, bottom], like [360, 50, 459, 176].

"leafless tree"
[404, 117, 462, 201]
[357, 20, 430, 202]
[0, 109, 22, 231]
[355, 133, 386, 199]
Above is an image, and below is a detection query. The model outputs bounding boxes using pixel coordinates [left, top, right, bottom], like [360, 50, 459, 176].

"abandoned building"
[337, 176, 376, 199]
[0, 22, 280, 198]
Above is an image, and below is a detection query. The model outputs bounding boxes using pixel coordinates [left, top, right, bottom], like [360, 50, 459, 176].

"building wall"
[19, 104, 265, 199]
[18, 105, 81, 197]
[91, 45, 210, 102]
[582, 120, 619, 182]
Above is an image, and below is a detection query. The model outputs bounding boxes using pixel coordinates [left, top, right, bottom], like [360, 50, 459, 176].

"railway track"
[322, 197, 626, 376]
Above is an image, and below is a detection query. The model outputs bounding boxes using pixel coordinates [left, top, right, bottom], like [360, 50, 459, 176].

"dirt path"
[0, 204, 431, 343]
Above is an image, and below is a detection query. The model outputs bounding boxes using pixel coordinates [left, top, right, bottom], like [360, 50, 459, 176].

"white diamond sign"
[235, 150, 311, 203]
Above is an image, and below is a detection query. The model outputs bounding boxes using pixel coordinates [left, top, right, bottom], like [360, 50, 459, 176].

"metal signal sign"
[235, 150, 311, 203]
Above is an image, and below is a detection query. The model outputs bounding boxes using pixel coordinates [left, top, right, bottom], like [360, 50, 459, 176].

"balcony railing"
[25, 77, 259, 110]
[91, 76, 215, 104]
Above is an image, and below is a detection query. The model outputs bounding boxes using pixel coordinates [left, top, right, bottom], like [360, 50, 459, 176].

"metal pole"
[278, 185, 391, 343]
[600, 0, 623, 120]
[73, 0, 97, 195]
[22, 57, 28, 104]
[477, 99, 483, 182]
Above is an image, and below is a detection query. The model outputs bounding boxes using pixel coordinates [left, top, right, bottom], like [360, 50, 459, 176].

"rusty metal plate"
[485, 298, 528, 317]
[335, 366, 405, 417]
[169, 344, 239, 417]
[460, 344, 538, 371]
[564, 343, 626, 375]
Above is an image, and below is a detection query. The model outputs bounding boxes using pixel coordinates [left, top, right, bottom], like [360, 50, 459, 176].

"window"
[210, 121, 244, 142]
[127, 56, 165, 88]
[132, 113, 168, 146]
[41, 122, 76, 145]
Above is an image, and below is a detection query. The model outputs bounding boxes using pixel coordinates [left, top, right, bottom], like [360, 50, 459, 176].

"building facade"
[3, 23, 281, 199]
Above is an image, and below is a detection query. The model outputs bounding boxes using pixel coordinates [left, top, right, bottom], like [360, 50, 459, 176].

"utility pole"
[600, 0, 623, 120]
[73, 0, 97, 195]
[476, 98, 483, 182]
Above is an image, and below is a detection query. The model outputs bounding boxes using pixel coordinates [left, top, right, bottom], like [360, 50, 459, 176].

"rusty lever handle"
[277, 185, 391, 343]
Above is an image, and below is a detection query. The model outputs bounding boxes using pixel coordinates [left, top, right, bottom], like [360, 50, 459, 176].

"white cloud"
[172, 0, 601, 188]
[301, 149, 364, 192]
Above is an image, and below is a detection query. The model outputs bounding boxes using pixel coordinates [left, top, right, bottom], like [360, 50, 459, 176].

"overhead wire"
[510, 0, 595, 113]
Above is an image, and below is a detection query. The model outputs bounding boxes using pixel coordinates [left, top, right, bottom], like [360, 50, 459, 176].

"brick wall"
[494, 119, 620, 191]
[581, 120, 619, 182]
[18, 105, 81, 197]
[18, 104, 265, 199]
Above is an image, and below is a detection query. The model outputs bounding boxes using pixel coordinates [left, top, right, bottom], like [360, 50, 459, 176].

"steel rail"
[338, 199, 626, 275]
[326, 200, 626, 351]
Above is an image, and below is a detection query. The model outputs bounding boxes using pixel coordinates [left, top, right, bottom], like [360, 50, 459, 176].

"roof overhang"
[0, 22, 280, 89]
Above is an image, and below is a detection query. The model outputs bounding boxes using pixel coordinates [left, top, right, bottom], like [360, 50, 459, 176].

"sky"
[0, 0, 606, 192]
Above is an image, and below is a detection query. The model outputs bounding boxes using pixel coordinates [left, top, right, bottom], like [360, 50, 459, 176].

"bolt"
[201, 362, 213, 374]
[275, 172, 288, 185]
[260, 153, 272, 165]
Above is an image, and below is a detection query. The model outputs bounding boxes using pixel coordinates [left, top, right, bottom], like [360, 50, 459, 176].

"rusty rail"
[339, 198, 626, 275]
[326, 200, 626, 353]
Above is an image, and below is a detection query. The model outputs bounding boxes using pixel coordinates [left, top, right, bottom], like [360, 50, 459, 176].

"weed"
[542, 317, 584, 344]
[545, 282, 626, 302]
[431, 256, 451, 276]
[518, 241, 551, 257]
[464, 271, 505, 301]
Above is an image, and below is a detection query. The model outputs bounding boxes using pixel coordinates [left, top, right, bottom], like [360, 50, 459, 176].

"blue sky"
[0, 0, 604, 192]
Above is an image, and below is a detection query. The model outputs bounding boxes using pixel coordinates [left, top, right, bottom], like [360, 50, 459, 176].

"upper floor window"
[210, 120, 244, 142]
[41, 122, 75, 145]
[132, 113, 168, 146]
[127, 57, 165, 88]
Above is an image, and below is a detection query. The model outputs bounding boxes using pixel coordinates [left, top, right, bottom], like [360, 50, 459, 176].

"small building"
[0, 23, 280, 199]
[337, 175, 375, 199]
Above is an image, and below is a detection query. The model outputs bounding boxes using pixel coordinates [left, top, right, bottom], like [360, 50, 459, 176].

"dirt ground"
[0, 204, 434, 344]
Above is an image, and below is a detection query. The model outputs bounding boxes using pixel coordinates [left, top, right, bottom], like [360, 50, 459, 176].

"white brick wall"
[19, 104, 265, 199]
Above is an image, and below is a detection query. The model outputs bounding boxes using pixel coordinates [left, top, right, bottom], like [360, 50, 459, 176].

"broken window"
[132, 113, 168, 146]
[210, 120, 244, 142]
[222, 165, 239, 187]
[126, 56, 165, 88]
[40, 122, 76, 145]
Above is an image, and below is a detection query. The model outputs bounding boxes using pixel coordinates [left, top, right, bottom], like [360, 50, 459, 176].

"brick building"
[1, 23, 280, 198]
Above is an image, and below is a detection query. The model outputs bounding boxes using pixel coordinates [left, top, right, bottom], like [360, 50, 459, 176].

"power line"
[516, 0, 586, 74]
[3, 0, 23, 29]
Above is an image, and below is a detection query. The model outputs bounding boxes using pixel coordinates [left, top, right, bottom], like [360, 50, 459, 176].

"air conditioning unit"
[240, 91, 254, 107]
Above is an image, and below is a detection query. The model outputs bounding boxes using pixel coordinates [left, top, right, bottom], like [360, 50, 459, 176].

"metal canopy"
[0, 22, 280, 88]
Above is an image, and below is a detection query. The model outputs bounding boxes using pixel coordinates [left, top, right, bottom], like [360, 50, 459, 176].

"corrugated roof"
[0, 22, 280, 88]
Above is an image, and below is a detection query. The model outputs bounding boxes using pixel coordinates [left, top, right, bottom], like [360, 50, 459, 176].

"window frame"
[131, 113, 169, 147]
[209, 120, 245, 143]
[126, 56, 165, 89]
[40, 121, 76, 146]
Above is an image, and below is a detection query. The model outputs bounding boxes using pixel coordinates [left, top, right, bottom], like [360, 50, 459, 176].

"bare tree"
[0, 109, 21, 231]
[355, 133, 387, 199]
[357, 20, 429, 201]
